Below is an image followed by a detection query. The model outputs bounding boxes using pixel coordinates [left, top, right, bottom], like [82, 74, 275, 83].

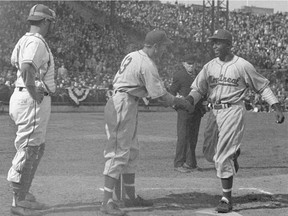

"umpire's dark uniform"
[170, 62, 204, 170]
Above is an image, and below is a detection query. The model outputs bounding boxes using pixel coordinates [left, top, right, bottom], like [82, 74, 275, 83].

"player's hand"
[272, 103, 285, 124]
[35, 86, 45, 104]
[35, 92, 44, 104]
[275, 111, 285, 124]
[174, 97, 194, 113]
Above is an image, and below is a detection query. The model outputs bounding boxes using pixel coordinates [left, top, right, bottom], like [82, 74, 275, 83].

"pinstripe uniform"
[103, 50, 167, 179]
[191, 55, 273, 178]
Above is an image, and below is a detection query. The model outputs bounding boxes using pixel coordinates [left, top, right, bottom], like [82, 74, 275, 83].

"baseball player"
[185, 29, 285, 213]
[101, 29, 194, 216]
[8, 4, 56, 216]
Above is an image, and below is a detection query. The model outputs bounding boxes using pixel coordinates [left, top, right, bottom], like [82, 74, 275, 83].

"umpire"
[170, 56, 205, 173]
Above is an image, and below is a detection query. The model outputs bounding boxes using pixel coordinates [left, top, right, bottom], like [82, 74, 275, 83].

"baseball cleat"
[25, 192, 36, 202]
[100, 200, 126, 216]
[183, 163, 203, 172]
[16, 200, 47, 210]
[174, 166, 191, 173]
[215, 197, 233, 213]
[124, 195, 153, 207]
[10, 206, 42, 216]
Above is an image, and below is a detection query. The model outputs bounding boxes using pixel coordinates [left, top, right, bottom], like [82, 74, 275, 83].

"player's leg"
[202, 111, 218, 163]
[214, 105, 245, 213]
[25, 96, 51, 202]
[121, 143, 152, 207]
[174, 109, 190, 172]
[25, 143, 45, 200]
[114, 175, 123, 201]
[102, 94, 137, 215]
[103, 175, 119, 204]
[216, 176, 233, 213]
[185, 111, 202, 170]
[8, 91, 46, 214]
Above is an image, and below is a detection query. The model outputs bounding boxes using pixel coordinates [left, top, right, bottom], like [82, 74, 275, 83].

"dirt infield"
[0, 111, 288, 215]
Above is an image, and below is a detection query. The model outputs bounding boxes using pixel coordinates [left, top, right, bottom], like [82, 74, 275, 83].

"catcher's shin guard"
[10, 146, 39, 202]
[26, 144, 45, 194]
[122, 173, 135, 200]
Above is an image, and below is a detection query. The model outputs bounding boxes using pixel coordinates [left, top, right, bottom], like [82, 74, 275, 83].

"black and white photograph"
[0, 1, 287, 215]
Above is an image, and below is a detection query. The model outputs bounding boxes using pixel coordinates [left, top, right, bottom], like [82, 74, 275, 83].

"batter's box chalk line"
[195, 208, 243, 216]
[238, 187, 273, 195]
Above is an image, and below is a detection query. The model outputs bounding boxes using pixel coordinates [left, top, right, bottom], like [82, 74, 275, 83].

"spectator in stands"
[57, 63, 68, 80]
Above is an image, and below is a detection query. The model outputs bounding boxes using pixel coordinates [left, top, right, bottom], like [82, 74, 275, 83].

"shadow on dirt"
[38, 193, 288, 215]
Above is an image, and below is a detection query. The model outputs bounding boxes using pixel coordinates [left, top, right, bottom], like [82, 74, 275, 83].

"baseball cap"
[144, 29, 173, 46]
[209, 29, 232, 43]
[27, 4, 56, 21]
[181, 55, 196, 64]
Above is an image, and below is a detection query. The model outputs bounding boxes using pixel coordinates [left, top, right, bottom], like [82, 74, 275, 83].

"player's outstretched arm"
[158, 92, 194, 113]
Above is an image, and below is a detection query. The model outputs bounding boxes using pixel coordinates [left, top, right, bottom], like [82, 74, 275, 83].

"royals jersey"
[191, 55, 269, 104]
[11, 32, 56, 93]
[113, 50, 167, 99]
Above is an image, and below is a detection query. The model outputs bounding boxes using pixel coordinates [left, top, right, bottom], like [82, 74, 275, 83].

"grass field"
[0, 110, 288, 216]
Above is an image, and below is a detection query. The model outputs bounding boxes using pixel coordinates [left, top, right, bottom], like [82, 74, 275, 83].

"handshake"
[173, 95, 194, 113]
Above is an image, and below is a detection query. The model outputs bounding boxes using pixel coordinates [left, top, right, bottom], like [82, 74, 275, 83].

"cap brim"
[27, 15, 45, 21]
[209, 36, 231, 42]
[208, 36, 219, 40]
[162, 38, 173, 45]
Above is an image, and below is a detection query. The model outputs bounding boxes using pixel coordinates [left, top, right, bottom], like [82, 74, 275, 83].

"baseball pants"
[103, 92, 140, 180]
[203, 103, 245, 178]
[174, 109, 201, 168]
[8, 88, 51, 195]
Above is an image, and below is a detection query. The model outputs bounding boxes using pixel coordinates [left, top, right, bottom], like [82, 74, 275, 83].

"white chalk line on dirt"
[196, 208, 243, 216]
[99, 187, 212, 192]
[99, 186, 274, 196]
[238, 187, 273, 195]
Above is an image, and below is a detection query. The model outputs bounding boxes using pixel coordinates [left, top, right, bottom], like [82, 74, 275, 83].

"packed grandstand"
[0, 1, 287, 110]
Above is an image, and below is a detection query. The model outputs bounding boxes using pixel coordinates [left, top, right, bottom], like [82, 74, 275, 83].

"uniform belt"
[115, 89, 126, 93]
[17, 87, 49, 96]
[210, 103, 231, 110]
[114, 89, 140, 102]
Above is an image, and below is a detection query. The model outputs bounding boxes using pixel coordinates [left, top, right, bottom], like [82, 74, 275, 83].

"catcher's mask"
[27, 4, 56, 22]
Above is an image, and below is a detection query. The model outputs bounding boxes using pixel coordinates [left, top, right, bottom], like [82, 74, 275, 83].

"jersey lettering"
[119, 55, 132, 74]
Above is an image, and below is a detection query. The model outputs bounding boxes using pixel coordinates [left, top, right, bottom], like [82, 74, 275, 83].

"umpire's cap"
[144, 29, 173, 46]
[209, 29, 232, 44]
[27, 4, 56, 22]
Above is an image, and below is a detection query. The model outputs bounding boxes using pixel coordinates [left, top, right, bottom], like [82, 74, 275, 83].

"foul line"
[238, 187, 273, 195]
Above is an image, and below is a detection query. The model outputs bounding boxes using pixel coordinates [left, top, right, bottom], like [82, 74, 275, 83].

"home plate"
[195, 208, 242, 216]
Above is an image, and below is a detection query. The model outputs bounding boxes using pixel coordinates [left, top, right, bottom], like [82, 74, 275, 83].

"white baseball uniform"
[191, 55, 277, 178]
[103, 50, 167, 179]
[8, 32, 55, 183]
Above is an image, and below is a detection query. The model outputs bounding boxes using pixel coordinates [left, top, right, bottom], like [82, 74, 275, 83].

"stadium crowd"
[0, 1, 287, 110]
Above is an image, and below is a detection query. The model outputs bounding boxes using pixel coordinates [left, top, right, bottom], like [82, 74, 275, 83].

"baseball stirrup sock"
[221, 196, 230, 203]
[104, 187, 114, 193]
[222, 188, 232, 193]
[124, 183, 135, 187]
[124, 183, 136, 200]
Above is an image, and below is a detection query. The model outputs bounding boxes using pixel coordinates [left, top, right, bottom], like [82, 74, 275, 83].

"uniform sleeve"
[191, 65, 209, 96]
[140, 65, 167, 99]
[242, 61, 269, 94]
[11, 43, 19, 67]
[22, 39, 47, 71]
